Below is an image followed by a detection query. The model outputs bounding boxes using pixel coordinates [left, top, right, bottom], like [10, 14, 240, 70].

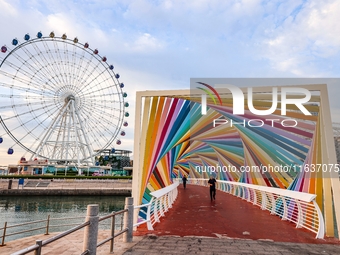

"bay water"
[0, 195, 126, 242]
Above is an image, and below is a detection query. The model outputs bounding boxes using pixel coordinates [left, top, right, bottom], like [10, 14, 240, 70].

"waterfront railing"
[4, 198, 134, 255]
[134, 181, 179, 230]
[0, 214, 125, 246]
[0, 215, 84, 246]
[186, 178, 325, 239]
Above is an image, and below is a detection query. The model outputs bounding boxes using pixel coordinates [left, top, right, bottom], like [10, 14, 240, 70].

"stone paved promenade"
[2, 231, 339, 255]
[3, 232, 339, 255]
[0, 230, 143, 255]
[124, 235, 340, 255]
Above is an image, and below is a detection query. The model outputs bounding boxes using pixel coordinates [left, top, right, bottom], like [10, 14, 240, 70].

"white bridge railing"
[134, 181, 179, 230]
[188, 178, 325, 239]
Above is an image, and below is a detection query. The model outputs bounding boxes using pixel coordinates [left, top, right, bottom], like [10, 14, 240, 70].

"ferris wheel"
[0, 31, 129, 165]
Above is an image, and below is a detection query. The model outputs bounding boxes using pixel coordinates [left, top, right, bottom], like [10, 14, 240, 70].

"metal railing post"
[45, 215, 50, 235]
[296, 200, 303, 228]
[1, 222, 7, 246]
[281, 196, 288, 220]
[241, 186, 246, 200]
[109, 212, 115, 253]
[313, 200, 325, 238]
[34, 240, 42, 255]
[269, 194, 276, 215]
[246, 187, 251, 202]
[160, 196, 165, 216]
[261, 191, 267, 210]
[146, 198, 154, 230]
[123, 197, 134, 242]
[154, 199, 160, 223]
[168, 192, 172, 209]
[82, 204, 99, 255]
[226, 183, 230, 193]
[253, 189, 257, 205]
[120, 214, 123, 230]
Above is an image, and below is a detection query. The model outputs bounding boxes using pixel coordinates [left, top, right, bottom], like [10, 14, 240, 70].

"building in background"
[0, 166, 8, 175]
[94, 149, 132, 176]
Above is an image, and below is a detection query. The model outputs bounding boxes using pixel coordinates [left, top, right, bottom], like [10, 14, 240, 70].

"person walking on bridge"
[182, 175, 187, 189]
[208, 176, 217, 201]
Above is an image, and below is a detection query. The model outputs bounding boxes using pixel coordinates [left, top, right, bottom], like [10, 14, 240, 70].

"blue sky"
[1, 0, 340, 165]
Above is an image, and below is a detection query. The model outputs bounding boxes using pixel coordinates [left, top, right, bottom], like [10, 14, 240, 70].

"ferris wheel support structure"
[33, 95, 95, 165]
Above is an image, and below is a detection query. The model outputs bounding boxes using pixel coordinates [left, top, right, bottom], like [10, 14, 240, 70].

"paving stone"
[123, 251, 146, 255]
[253, 251, 283, 255]
[123, 236, 340, 255]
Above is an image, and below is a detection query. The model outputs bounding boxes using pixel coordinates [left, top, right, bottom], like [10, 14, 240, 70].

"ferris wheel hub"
[65, 95, 76, 103]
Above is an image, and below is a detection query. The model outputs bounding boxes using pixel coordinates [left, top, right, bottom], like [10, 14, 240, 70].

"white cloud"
[125, 33, 164, 52]
[0, 0, 18, 16]
[260, 0, 340, 76]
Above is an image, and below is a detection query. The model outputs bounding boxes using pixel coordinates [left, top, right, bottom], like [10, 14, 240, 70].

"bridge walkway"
[135, 184, 339, 244]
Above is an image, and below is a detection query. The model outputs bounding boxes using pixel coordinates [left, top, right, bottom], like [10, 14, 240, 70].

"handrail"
[188, 178, 325, 239]
[149, 182, 179, 198]
[48, 223, 83, 228]
[11, 243, 39, 255]
[8, 201, 133, 255]
[11, 221, 90, 255]
[98, 209, 128, 222]
[134, 203, 151, 209]
[226, 182, 316, 202]
[134, 181, 179, 230]
[42, 222, 90, 246]
[189, 178, 317, 202]
[4, 227, 47, 238]
[0, 211, 128, 245]
[96, 228, 128, 247]
[1, 219, 48, 229]
[0, 216, 84, 231]
[0, 215, 85, 245]
[48, 216, 84, 221]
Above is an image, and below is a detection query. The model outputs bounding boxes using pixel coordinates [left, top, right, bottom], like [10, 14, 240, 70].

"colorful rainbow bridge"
[132, 83, 340, 240]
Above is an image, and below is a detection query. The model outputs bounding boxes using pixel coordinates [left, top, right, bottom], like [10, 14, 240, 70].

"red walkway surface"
[136, 184, 340, 244]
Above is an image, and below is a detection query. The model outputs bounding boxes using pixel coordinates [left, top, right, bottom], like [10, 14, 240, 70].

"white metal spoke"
[3, 103, 60, 148]
[0, 73, 55, 96]
[39, 40, 68, 86]
[13, 45, 59, 90]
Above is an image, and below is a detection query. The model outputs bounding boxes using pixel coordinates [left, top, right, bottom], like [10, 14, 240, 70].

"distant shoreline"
[0, 178, 132, 196]
[0, 189, 131, 196]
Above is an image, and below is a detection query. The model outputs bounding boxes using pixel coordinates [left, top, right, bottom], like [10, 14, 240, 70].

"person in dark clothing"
[182, 175, 187, 189]
[208, 176, 217, 201]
